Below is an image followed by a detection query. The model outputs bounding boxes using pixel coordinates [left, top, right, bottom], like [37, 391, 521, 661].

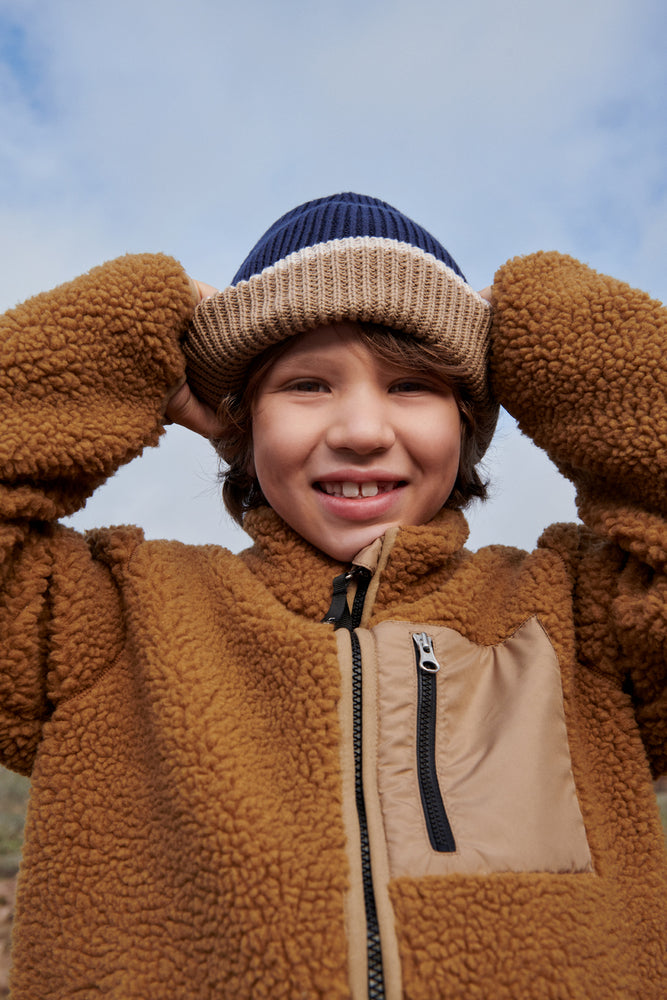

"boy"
[1, 192, 666, 998]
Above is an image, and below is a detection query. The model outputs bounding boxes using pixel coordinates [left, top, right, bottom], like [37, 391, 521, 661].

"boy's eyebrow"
[269, 352, 332, 372]
[270, 343, 352, 368]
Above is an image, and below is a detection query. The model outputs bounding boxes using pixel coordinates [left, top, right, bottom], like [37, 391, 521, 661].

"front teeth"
[321, 481, 392, 498]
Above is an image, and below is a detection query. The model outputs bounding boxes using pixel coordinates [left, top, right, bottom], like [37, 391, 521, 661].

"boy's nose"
[325, 396, 396, 454]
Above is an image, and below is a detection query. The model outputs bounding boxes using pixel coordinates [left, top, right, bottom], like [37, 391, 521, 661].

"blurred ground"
[0, 878, 16, 999]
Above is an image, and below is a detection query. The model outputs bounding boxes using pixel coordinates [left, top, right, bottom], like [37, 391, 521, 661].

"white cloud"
[1, 0, 663, 552]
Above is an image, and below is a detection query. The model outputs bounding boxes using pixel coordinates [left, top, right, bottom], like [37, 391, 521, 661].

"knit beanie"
[184, 192, 497, 448]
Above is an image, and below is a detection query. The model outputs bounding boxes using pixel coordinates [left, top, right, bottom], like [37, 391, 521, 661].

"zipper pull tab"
[322, 570, 356, 628]
[412, 632, 441, 673]
[322, 566, 371, 630]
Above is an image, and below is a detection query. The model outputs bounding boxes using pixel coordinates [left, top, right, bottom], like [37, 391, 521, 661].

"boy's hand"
[165, 380, 224, 439]
[164, 277, 225, 439]
[478, 286, 493, 303]
[189, 277, 219, 305]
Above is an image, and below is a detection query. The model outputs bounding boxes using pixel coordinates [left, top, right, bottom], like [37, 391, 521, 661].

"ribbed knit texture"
[186, 240, 494, 434]
[183, 193, 497, 450]
[232, 192, 466, 283]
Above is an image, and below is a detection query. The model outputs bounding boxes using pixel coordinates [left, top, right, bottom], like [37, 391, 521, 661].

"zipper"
[412, 632, 456, 854]
[323, 568, 385, 1000]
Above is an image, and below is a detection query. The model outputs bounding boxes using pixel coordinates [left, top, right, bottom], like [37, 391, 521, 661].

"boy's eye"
[390, 379, 435, 393]
[287, 379, 329, 393]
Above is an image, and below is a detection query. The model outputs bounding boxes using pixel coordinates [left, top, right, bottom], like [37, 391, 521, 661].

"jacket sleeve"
[490, 252, 667, 775]
[0, 254, 195, 773]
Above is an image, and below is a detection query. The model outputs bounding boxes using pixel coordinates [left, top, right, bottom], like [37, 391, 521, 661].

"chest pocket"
[372, 617, 593, 878]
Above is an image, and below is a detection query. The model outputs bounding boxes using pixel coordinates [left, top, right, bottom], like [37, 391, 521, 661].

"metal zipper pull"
[412, 631, 441, 673]
[412, 631, 456, 853]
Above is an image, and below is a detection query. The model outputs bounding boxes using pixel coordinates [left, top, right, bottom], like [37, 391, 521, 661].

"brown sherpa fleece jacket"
[1, 252, 666, 999]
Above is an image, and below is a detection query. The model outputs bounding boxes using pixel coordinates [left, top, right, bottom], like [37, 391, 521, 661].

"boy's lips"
[315, 472, 407, 496]
[313, 476, 408, 521]
[316, 480, 402, 498]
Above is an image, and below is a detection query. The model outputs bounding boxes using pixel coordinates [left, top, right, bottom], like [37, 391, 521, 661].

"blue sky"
[1, 0, 665, 552]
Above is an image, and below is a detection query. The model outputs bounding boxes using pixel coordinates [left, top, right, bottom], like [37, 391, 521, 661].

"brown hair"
[213, 324, 492, 526]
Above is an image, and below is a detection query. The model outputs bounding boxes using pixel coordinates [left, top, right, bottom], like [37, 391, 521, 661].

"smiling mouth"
[316, 481, 403, 498]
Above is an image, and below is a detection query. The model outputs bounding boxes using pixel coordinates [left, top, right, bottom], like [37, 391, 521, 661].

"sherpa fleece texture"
[1, 252, 666, 999]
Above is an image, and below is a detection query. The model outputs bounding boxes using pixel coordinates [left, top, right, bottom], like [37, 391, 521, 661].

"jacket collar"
[239, 506, 470, 621]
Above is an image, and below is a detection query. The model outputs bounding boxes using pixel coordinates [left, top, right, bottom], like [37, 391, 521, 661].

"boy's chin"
[307, 522, 399, 564]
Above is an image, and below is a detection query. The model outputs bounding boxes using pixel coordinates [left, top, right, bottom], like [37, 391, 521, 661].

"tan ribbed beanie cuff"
[184, 236, 494, 420]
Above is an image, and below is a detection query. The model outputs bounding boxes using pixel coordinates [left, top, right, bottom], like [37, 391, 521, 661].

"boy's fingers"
[165, 381, 224, 439]
[188, 277, 219, 306]
[478, 286, 493, 303]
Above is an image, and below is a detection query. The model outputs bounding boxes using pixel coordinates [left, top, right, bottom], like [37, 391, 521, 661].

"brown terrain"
[0, 877, 16, 999]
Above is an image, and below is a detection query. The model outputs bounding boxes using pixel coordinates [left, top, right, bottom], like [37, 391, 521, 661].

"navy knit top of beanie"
[232, 192, 466, 284]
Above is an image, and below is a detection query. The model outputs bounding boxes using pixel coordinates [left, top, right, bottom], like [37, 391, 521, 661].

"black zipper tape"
[352, 630, 385, 999]
[413, 632, 456, 854]
[324, 569, 385, 999]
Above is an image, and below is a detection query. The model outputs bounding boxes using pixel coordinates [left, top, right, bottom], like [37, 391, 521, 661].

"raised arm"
[489, 252, 667, 774]
[0, 254, 216, 772]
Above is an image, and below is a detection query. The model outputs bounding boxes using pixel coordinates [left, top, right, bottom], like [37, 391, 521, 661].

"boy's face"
[250, 322, 462, 562]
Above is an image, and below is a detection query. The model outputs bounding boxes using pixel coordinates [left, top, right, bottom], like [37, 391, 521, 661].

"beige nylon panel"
[373, 617, 593, 878]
